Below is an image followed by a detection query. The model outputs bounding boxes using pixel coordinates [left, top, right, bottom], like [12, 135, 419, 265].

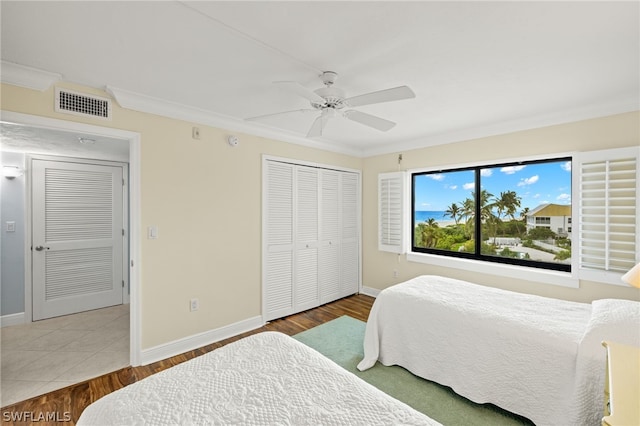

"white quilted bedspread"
[78, 331, 440, 426]
[357, 275, 640, 426]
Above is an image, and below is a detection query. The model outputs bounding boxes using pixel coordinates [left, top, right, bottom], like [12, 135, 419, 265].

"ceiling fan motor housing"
[312, 86, 346, 110]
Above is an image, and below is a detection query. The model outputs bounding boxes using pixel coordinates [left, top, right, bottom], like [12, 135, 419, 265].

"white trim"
[359, 286, 380, 298]
[0, 110, 142, 367]
[407, 252, 579, 288]
[261, 154, 361, 175]
[1, 61, 61, 91]
[106, 85, 362, 157]
[0, 312, 25, 328]
[140, 315, 264, 366]
[361, 98, 640, 157]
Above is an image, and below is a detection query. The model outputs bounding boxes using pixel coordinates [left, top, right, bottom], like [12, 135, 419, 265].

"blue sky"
[413, 160, 572, 212]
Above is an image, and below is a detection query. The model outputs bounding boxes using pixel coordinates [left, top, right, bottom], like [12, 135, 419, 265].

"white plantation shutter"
[579, 147, 639, 284]
[379, 171, 405, 253]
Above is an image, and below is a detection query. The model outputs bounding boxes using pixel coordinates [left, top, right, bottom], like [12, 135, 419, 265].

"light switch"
[148, 226, 158, 239]
[6, 221, 15, 232]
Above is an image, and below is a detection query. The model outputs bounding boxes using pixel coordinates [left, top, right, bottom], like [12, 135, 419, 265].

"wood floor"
[1, 294, 374, 425]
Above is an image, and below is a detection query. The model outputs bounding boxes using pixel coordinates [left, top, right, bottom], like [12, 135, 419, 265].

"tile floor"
[1, 304, 129, 407]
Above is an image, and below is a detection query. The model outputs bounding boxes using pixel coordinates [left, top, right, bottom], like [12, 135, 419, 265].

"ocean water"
[414, 210, 451, 223]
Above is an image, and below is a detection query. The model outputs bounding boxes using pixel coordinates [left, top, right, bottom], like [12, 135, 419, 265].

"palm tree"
[444, 203, 461, 225]
[461, 197, 475, 238]
[424, 218, 440, 247]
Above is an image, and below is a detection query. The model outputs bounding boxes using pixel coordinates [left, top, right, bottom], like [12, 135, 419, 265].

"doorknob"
[34, 246, 50, 251]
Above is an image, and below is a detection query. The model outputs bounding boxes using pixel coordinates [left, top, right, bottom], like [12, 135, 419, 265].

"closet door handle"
[34, 245, 50, 251]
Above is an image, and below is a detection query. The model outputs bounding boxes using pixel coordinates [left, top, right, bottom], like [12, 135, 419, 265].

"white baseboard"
[360, 286, 380, 298]
[1, 312, 25, 328]
[140, 315, 264, 366]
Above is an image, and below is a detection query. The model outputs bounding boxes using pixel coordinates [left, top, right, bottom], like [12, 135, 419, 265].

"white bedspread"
[357, 275, 640, 426]
[78, 331, 440, 426]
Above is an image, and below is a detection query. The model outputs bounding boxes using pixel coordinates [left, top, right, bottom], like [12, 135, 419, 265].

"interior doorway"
[0, 110, 141, 368]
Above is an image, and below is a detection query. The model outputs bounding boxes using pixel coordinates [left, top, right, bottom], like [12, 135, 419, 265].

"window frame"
[402, 147, 639, 288]
[410, 156, 573, 273]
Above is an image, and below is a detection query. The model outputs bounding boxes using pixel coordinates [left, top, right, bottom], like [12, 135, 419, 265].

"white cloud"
[449, 185, 458, 190]
[421, 203, 431, 207]
[557, 193, 571, 202]
[533, 193, 541, 199]
[429, 174, 445, 181]
[480, 169, 492, 177]
[463, 182, 475, 190]
[517, 175, 539, 186]
[501, 165, 526, 175]
[561, 161, 571, 172]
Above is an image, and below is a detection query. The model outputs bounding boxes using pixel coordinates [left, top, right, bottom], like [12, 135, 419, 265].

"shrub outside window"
[411, 157, 572, 272]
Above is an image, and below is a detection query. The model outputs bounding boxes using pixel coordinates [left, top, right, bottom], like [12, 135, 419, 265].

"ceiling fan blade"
[246, 109, 315, 121]
[344, 110, 396, 132]
[306, 114, 329, 138]
[345, 85, 415, 108]
[274, 81, 326, 104]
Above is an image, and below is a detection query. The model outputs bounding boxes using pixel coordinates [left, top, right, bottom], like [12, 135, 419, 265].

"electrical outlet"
[393, 270, 399, 278]
[190, 298, 199, 312]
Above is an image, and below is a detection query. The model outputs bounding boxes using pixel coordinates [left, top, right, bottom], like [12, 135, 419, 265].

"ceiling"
[1, 1, 638, 157]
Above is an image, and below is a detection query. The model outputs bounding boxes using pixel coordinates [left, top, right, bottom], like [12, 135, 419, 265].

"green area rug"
[293, 316, 533, 426]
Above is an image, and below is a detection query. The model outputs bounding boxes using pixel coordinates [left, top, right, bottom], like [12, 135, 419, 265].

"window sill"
[406, 252, 579, 288]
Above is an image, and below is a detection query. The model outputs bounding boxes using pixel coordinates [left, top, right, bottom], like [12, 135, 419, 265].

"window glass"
[412, 158, 572, 271]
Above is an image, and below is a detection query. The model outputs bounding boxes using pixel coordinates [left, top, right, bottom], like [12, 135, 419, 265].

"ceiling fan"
[247, 71, 416, 138]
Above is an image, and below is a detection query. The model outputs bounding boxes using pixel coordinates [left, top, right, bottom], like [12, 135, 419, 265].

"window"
[412, 157, 572, 272]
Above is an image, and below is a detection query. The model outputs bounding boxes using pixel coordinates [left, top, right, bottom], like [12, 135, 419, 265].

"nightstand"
[602, 341, 640, 426]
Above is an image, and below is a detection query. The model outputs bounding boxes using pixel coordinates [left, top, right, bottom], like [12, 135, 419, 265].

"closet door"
[263, 161, 295, 321]
[319, 170, 341, 304]
[294, 166, 319, 312]
[341, 172, 360, 297]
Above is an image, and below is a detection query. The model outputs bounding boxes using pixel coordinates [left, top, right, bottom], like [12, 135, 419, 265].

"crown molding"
[361, 97, 640, 157]
[105, 85, 363, 157]
[1, 61, 61, 91]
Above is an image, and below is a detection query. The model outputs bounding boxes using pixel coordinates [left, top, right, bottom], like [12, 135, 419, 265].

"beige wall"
[2, 81, 639, 351]
[362, 111, 640, 303]
[0, 82, 362, 349]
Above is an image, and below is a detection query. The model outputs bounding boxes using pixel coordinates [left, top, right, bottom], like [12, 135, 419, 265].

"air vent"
[55, 88, 111, 120]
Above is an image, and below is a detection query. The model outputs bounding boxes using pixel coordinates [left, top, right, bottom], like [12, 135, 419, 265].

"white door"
[32, 158, 125, 320]
[319, 170, 341, 304]
[341, 172, 360, 297]
[264, 161, 295, 321]
[294, 166, 319, 312]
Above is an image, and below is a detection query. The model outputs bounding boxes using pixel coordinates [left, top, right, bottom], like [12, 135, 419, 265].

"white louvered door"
[319, 170, 341, 304]
[264, 161, 295, 320]
[295, 167, 319, 311]
[341, 172, 360, 297]
[263, 159, 361, 321]
[32, 159, 124, 321]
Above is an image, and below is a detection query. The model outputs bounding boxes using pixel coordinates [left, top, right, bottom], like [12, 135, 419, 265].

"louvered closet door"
[319, 170, 341, 304]
[341, 172, 360, 297]
[294, 166, 319, 312]
[32, 159, 124, 321]
[264, 161, 295, 321]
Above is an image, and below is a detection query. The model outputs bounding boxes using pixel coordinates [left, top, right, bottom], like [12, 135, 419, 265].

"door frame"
[1, 110, 142, 367]
[29, 155, 129, 318]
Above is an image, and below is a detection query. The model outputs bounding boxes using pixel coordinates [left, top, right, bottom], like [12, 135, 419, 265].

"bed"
[78, 331, 440, 425]
[357, 275, 640, 426]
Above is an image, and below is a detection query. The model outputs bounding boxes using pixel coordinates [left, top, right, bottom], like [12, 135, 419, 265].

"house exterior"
[526, 203, 572, 237]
